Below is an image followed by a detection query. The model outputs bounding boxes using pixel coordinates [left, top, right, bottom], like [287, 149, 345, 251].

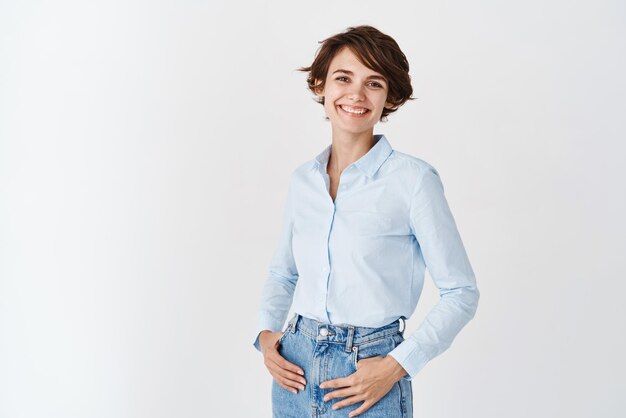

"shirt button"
[319, 328, 329, 336]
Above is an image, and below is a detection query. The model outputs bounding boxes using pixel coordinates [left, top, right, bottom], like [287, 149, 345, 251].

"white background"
[1, 1, 625, 417]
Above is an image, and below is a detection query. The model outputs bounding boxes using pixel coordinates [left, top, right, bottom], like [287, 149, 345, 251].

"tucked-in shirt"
[252, 134, 479, 380]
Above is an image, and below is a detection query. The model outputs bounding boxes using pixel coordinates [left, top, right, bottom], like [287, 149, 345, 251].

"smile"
[338, 104, 370, 116]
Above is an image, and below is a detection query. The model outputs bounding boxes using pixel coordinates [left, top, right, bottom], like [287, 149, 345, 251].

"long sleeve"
[387, 166, 480, 380]
[252, 174, 299, 352]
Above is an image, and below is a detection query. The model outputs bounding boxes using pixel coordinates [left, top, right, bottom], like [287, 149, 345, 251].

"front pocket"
[352, 335, 397, 370]
[277, 329, 289, 346]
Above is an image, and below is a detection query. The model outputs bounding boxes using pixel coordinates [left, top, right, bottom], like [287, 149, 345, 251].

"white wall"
[1, 1, 624, 417]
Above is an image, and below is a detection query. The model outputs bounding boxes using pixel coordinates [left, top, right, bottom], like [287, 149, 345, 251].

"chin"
[333, 124, 376, 136]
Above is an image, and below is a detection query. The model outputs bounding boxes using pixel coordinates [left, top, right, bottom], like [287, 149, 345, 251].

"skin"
[258, 330, 307, 394]
[317, 47, 394, 200]
[260, 47, 408, 416]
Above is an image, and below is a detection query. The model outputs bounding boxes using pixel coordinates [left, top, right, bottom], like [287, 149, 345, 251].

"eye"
[335, 76, 349, 82]
[368, 81, 384, 89]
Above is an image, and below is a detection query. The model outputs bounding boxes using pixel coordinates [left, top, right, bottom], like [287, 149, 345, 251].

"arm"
[253, 174, 299, 352]
[387, 166, 480, 380]
[253, 174, 307, 394]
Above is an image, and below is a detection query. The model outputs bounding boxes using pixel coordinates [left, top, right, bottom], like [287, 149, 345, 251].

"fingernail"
[298, 370, 304, 375]
[292, 389, 297, 394]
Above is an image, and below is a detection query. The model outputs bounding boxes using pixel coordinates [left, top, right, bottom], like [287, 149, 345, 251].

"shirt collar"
[310, 134, 393, 179]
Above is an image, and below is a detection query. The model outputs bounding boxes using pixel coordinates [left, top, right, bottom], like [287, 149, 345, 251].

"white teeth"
[340, 105, 368, 114]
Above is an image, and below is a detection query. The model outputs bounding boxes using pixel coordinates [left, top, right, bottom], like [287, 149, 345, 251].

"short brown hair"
[298, 25, 414, 120]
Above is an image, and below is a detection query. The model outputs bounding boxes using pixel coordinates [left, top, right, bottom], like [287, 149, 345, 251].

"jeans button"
[319, 328, 329, 336]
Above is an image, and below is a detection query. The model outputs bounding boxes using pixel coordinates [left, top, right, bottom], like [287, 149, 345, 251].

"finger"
[263, 355, 307, 387]
[268, 350, 305, 376]
[269, 366, 305, 386]
[278, 381, 299, 395]
[279, 378, 304, 393]
[267, 356, 307, 384]
[323, 387, 354, 402]
[348, 399, 373, 417]
[320, 376, 350, 389]
[270, 371, 305, 393]
[332, 394, 363, 411]
[264, 349, 303, 377]
[274, 366, 307, 387]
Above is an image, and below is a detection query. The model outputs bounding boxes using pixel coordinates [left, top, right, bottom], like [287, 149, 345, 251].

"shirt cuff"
[387, 339, 430, 381]
[253, 332, 263, 352]
[252, 312, 286, 352]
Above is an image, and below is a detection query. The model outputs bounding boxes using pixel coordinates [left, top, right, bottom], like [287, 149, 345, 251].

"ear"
[384, 101, 395, 110]
[312, 79, 324, 97]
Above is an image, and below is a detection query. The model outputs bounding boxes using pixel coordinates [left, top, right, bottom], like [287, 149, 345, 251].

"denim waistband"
[283, 313, 405, 353]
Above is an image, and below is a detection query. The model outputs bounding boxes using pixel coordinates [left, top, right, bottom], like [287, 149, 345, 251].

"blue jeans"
[273, 314, 413, 417]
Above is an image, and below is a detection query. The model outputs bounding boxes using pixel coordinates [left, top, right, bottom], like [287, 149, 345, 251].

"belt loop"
[345, 325, 355, 353]
[399, 317, 406, 334]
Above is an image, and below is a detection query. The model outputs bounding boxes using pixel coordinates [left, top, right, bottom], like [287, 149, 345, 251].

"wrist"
[258, 330, 273, 352]
[383, 355, 408, 381]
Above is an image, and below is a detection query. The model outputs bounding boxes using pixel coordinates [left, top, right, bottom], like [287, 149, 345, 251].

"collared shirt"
[253, 134, 479, 380]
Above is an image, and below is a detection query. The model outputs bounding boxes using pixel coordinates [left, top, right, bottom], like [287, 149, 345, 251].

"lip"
[337, 104, 370, 117]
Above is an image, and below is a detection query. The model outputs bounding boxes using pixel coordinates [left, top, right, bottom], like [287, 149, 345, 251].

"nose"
[347, 84, 365, 101]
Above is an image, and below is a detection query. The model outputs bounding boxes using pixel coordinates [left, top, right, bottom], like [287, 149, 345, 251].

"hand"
[319, 355, 407, 417]
[259, 330, 307, 395]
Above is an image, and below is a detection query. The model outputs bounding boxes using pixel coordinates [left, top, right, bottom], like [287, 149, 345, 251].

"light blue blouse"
[253, 134, 479, 380]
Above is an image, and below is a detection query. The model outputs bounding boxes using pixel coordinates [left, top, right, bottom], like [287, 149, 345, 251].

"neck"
[328, 129, 375, 176]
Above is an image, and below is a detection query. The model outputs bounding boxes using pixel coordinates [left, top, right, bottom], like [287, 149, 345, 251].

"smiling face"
[315, 47, 393, 138]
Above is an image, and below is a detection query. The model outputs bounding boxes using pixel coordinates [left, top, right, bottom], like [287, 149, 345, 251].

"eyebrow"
[331, 69, 387, 82]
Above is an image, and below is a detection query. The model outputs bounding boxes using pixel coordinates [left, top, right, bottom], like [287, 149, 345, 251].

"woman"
[253, 25, 480, 418]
